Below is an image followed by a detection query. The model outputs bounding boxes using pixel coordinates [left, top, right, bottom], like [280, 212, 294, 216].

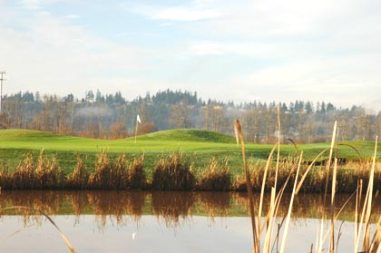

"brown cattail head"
[234, 119, 243, 145]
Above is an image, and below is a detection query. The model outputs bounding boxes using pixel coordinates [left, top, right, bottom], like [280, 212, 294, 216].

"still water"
[0, 191, 379, 253]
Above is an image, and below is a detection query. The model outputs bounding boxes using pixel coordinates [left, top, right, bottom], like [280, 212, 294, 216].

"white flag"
[137, 114, 142, 124]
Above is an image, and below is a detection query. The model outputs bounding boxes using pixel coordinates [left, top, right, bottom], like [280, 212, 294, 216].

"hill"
[137, 128, 235, 143]
[0, 128, 234, 144]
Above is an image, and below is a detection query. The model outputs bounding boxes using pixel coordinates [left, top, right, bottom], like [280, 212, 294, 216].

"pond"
[0, 191, 380, 253]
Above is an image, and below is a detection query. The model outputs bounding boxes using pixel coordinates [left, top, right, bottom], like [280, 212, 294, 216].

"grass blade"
[279, 151, 303, 253]
[234, 119, 260, 253]
[1, 206, 76, 253]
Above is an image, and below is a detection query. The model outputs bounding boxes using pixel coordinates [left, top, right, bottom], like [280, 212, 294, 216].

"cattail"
[233, 119, 241, 145]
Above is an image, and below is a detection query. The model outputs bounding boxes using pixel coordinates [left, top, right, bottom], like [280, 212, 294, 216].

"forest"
[1, 89, 380, 143]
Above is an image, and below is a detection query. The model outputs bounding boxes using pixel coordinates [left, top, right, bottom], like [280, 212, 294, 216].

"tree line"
[1, 89, 380, 143]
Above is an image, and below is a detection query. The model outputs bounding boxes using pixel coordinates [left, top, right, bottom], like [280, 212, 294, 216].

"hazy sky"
[0, 0, 380, 109]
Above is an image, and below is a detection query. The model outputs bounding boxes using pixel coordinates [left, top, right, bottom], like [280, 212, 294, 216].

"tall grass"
[0, 143, 379, 193]
[11, 153, 36, 189]
[88, 151, 114, 189]
[234, 119, 260, 252]
[151, 153, 196, 191]
[197, 157, 232, 191]
[67, 156, 89, 189]
[234, 117, 381, 253]
[87, 152, 146, 190]
[0, 151, 147, 190]
[6, 151, 64, 190]
[127, 155, 146, 189]
[35, 150, 64, 189]
[112, 154, 129, 189]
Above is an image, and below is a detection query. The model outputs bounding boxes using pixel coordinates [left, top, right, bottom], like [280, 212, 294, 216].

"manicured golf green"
[0, 129, 378, 176]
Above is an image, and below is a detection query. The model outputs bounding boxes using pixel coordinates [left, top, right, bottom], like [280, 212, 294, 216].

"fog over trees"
[1, 89, 380, 143]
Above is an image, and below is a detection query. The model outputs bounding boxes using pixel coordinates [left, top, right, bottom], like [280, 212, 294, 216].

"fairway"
[0, 129, 378, 175]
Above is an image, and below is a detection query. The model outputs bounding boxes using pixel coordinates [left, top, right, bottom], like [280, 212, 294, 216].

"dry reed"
[151, 153, 196, 191]
[197, 157, 232, 191]
[67, 156, 89, 189]
[233, 117, 381, 253]
[127, 155, 146, 189]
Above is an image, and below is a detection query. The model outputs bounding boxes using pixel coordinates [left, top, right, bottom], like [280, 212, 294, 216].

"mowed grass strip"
[0, 128, 378, 176]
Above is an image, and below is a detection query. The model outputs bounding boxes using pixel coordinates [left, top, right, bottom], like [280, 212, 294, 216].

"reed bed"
[88, 151, 115, 189]
[0, 152, 148, 190]
[151, 153, 196, 191]
[35, 151, 64, 189]
[233, 118, 381, 253]
[127, 155, 146, 189]
[197, 157, 232, 191]
[9, 153, 37, 190]
[0, 149, 379, 192]
[67, 156, 89, 189]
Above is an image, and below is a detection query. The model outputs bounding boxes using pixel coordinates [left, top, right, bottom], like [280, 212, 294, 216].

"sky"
[0, 0, 380, 110]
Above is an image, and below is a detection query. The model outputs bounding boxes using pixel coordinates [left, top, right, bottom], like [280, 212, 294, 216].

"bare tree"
[169, 102, 192, 128]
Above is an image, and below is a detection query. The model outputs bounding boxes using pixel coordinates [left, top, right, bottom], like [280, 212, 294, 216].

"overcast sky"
[0, 0, 380, 109]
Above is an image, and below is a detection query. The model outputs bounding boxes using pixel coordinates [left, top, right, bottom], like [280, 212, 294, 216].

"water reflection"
[0, 191, 380, 227]
[151, 192, 195, 226]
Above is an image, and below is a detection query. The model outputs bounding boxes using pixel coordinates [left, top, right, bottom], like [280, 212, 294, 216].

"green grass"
[0, 128, 379, 176]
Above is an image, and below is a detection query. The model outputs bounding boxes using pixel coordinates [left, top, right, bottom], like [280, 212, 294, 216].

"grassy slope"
[0, 129, 378, 176]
